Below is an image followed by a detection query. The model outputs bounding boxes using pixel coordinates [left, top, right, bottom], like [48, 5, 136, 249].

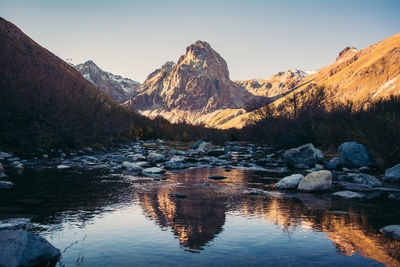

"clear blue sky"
[1, 0, 399, 82]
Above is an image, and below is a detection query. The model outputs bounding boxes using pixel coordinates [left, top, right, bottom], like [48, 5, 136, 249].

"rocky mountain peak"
[336, 46, 358, 61]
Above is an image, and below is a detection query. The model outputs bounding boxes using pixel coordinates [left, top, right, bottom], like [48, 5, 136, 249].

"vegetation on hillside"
[242, 86, 400, 168]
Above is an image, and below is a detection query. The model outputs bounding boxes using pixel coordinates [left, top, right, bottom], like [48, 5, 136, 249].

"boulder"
[338, 142, 373, 168]
[283, 143, 323, 167]
[0, 181, 14, 189]
[147, 152, 166, 163]
[122, 162, 143, 172]
[339, 173, 382, 187]
[332, 190, 365, 199]
[0, 230, 60, 267]
[197, 142, 213, 152]
[276, 174, 304, 190]
[380, 225, 400, 239]
[326, 157, 340, 170]
[298, 170, 332, 192]
[384, 163, 400, 182]
[165, 160, 185, 169]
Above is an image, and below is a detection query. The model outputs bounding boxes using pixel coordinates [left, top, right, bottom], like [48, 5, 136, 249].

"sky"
[1, 0, 399, 83]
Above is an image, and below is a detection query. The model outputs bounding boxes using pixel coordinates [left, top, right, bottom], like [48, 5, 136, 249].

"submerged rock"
[380, 225, 400, 239]
[298, 170, 332, 192]
[276, 174, 304, 190]
[283, 143, 323, 167]
[384, 163, 400, 182]
[0, 230, 60, 267]
[332, 190, 365, 199]
[338, 142, 373, 168]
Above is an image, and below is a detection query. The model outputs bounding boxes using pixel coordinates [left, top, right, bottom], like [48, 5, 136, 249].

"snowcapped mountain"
[75, 60, 141, 103]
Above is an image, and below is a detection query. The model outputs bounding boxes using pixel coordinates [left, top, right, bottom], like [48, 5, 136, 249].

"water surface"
[1, 168, 399, 266]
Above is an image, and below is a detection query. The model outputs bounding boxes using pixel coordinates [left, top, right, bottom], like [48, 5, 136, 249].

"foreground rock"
[283, 143, 323, 167]
[0, 230, 60, 267]
[384, 163, 400, 182]
[298, 170, 332, 192]
[338, 142, 373, 168]
[380, 225, 400, 239]
[276, 174, 304, 190]
[332, 190, 365, 199]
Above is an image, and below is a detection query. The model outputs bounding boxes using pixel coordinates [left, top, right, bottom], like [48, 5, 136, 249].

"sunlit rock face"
[123, 41, 259, 127]
[235, 69, 309, 99]
[75, 60, 141, 103]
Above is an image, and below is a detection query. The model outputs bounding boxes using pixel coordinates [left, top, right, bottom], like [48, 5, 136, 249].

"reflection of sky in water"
[1, 168, 399, 266]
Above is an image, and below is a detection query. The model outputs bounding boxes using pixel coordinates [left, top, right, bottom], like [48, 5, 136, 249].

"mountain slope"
[0, 17, 154, 149]
[75, 60, 140, 103]
[124, 41, 260, 126]
[287, 33, 400, 103]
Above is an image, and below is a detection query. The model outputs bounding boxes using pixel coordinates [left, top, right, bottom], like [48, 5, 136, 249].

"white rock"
[332, 190, 365, 199]
[276, 174, 304, 189]
[298, 170, 332, 192]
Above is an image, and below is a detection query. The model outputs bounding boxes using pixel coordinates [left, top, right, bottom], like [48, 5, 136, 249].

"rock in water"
[338, 142, 373, 168]
[276, 174, 304, 190]
[332, 191, 365, 199]
[298, 170, 332, 192]
[384, 163, 400, 182]
[0, 181, 14, 189]
[339, 173, 382, 187]
[283, 143, 323, 167]
[142, 167, 165, 174]
[326, 157, 341, 170]
[147, 152, 166, 163]
[0, 230, 60, 267]
[380, 225, 400, 239]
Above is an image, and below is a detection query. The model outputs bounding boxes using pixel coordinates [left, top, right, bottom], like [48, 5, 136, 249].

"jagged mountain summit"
[124, 41, 260, 126]
[75, 60, 141, 103]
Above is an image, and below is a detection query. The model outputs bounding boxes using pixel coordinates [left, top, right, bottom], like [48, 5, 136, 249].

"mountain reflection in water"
[1, 168, 399, 265]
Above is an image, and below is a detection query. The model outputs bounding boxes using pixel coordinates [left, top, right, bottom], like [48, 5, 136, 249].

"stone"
[169, 149, 186, 156]
[326, 157, 340, 170]
[338, 142, 374, 168]
[339, 182, 373, 192]
[0, 181, 14, 189]
[276, 174, 304, 190]
[332, 190, 365, 199]
[208, 175, 228, 180]
[197, 142, 213, 152]
[142, 167, 165, 174]
[0, 151, 13, 158]
[165, 160, 185, 169]
[7, 157, 20, 163]
[380, 225, 400, 239]
[191, 141, 203, 149]
[147, 152, 166, 163]
[122, 162, 143, 172]
[0, 230, 60, 267]
[56, 165, 71, 170]
[384, 163, 400, 182]
[298, 170, 332, 192]
[42, 154, 49, 159]
[339, 173, 382, 187]
[283, 143, 323, 167]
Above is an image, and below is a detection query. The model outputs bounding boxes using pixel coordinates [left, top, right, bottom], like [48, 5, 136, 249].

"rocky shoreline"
[1, 139, 400, 266]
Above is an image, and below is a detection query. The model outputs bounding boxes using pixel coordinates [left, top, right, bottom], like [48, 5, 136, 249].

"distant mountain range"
[1, 16, 399, 136]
